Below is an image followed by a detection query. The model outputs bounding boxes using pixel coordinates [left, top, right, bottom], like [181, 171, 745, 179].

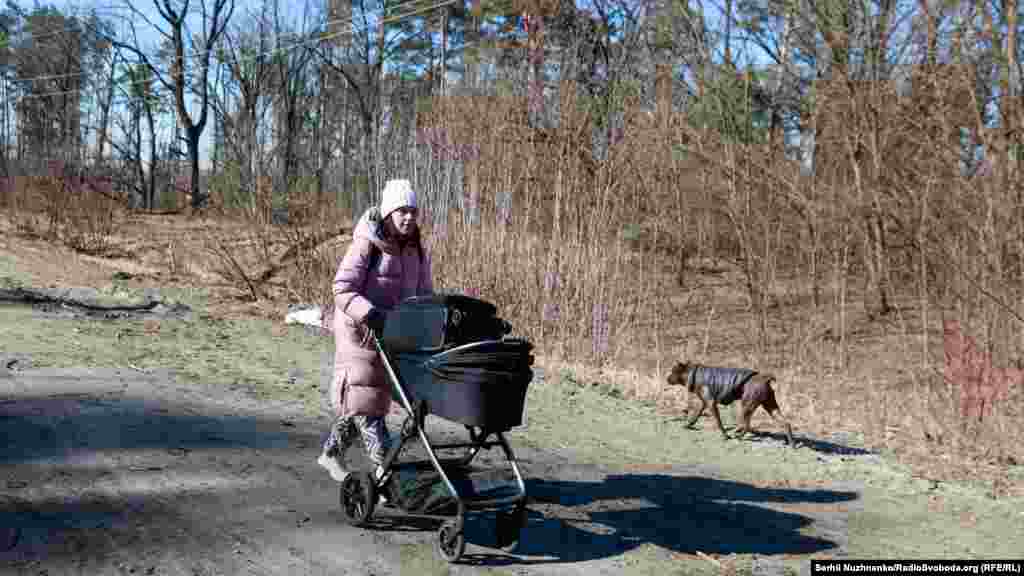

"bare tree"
[111, 0, 235, 210]
[269, 0, 317, 213]
[10, 7, 86, 165]
[215, 6, 274, 218]
[312, 0, 446, 213]
[0, 10, 13, 176]
[94, 38, 119, 163]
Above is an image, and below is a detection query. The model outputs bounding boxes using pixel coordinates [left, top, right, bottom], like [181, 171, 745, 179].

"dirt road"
[3, 300, 1023, 576]
[1, 361, 858, 576]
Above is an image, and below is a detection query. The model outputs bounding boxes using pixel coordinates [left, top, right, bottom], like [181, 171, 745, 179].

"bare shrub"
[203, 231, 264, 301]
[6, 176, 49, 238]
[60, 175, 122, 255]
[280, 186, 351, 321]
[195, 177, 351, 311]
[4, 162, 123, 255]
[166, 238, 190, 278]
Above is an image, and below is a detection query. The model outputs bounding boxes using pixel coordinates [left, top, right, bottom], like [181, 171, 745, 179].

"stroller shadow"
[455, 473, 858, 566]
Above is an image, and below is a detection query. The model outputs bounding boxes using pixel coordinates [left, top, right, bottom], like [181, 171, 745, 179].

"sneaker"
[317, 452, 349, 483]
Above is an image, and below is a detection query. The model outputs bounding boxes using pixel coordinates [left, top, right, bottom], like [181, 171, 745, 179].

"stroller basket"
[392, 339, 534, 431]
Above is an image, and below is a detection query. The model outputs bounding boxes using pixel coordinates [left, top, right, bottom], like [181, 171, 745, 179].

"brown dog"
[666, 361, 794, 445]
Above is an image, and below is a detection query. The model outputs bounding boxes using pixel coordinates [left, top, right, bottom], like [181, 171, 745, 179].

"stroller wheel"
[436, 521, 465, 563]
[339, 471, 376, 526]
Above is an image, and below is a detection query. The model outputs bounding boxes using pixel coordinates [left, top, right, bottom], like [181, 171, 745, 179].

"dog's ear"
[666, 361, 689, 385]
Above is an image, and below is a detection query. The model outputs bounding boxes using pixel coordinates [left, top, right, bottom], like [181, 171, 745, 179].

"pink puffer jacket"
[329, 207, 433, 418]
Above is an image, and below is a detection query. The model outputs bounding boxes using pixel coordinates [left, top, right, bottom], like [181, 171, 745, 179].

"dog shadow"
[444, 472, 858, 567]
[671, 407, 875, 457]
[737, 430, 875, 456]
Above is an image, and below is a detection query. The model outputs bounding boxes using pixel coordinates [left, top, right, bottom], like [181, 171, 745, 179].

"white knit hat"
[379, 179, 418, 219]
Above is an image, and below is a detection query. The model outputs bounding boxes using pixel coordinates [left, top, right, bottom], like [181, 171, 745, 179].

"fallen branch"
[253, 226, 349, 286]
[0, 286, 158, 311]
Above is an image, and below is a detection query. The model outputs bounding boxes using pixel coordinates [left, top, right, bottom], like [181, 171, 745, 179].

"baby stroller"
[337, 293, 534, 563]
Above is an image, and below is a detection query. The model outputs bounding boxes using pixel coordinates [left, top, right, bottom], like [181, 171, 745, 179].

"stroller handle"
[371, 332, 416, 416]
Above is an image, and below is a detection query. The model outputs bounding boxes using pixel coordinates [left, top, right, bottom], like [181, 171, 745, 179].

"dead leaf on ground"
[143, 319, 161, 334]
[959, 510, 977, 528]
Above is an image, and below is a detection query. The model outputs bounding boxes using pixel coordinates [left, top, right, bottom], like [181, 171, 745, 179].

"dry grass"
[420, 72, 1023, 492]
[2, 66, 1022, 497]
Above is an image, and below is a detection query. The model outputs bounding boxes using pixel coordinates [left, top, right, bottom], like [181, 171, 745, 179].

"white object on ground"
[285, 306, 323, 328]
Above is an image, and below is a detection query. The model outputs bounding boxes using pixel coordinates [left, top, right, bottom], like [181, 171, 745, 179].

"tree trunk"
[1004, 0, 1018, 183]
[280, 105, 299, 219]
[1007, 0, 1021, 285]
[134, 107, 145, 209]
[316, 66, 327, 205]
[0, 75, 7, 177]
[465, 0, 481, 90]
[97, 56, 118, 162]
[187, 127, 202, 210]
[441, 8, 448, 96]
[374, 15, 386, 202]
[770, 10, 790, 151]
[865, 210, 892, 318]
[919, 0, 937, 69]
[339, 80, 348, 201]
[145, 103, 158, 211]
[365, 96, 377, 215]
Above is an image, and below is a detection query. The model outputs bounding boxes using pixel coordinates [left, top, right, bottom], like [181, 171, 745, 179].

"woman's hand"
[365, 308, 388, 335]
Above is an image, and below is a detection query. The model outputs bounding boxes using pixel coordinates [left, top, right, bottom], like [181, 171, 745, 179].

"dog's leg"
[684, 395, 706, 429]
[766, 408, 794, 446]
[736, 402, 756, 440]
[762, 385, 794, 446]
[709, 400, 730, 440]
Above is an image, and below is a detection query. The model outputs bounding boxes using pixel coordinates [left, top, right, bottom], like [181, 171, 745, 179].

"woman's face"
[387, 206, 418, 238]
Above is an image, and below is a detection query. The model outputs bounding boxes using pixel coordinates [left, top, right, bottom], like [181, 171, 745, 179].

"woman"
[318, 178, 433, 482]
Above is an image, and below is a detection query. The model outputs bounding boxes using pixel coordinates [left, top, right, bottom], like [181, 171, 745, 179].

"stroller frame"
[337, 334, 529, 563]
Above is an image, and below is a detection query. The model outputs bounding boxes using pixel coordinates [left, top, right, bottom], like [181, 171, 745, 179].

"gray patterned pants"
[322, 414, 392, 466]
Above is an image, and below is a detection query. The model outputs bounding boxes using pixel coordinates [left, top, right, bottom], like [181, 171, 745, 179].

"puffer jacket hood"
[354, 206, 422, 255]
[354, 206, 387, 249]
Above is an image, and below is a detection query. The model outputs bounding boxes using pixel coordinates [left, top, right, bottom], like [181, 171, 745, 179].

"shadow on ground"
[0, 473, 339, 571]
[0, 394, 323, 464]
[0, 378, 862, 571]
[449, 473, 858, 566]
[740, 430, 875, 456]
[0, 391, 340, 571]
